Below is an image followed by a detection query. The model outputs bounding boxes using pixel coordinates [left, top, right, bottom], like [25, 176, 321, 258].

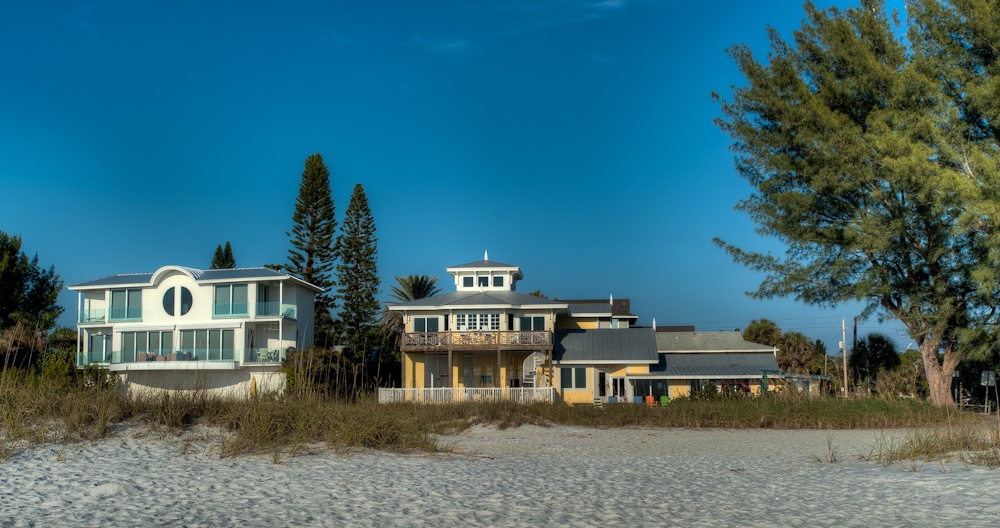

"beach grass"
[1, 373, 997, 463]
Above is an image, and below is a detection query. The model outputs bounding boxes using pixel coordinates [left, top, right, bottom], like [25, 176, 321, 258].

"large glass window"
[121, 331, 173, 361]
[519, 316, 545, 331]
[493, 276, 504, 287]
[560, 367, 587, 390]
[214, 284, 248, 316]
[477, 276, 489, 287]
[463, 277, 473, 287]
[413, 317, 439, 332]
[110, 289, 142, 320]
[179, 329, 234, 361]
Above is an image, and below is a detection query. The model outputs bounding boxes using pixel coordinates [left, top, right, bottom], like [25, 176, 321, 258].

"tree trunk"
[919, 337, 958, 407]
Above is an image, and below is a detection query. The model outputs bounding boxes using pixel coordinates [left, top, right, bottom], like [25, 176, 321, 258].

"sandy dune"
[2, 425, 998, 526]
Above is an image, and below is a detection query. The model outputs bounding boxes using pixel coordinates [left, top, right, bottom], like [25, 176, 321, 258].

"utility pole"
[841, 317, 848, 396]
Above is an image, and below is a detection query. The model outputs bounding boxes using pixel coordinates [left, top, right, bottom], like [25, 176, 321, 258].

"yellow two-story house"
[380, 256, 658, 404]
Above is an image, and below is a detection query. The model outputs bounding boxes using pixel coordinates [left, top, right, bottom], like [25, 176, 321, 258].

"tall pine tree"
[283, 153, 338, 345]
[210, 241, 236, 269]
[334, 183, 380, 363]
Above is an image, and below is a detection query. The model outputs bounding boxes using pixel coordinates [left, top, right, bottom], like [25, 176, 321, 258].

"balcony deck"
[400, 331, 552, 351]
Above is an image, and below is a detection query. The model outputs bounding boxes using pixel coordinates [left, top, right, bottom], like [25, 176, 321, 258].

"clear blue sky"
[0, 0, 911, 353]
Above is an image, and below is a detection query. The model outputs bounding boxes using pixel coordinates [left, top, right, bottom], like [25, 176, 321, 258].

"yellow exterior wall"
[407, 352, 424, 388]
[557, 319, 598, 330]
[669, 383, 690, 399]
[557, 366, 595, 404]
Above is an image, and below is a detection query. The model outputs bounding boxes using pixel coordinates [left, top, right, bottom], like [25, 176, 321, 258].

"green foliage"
[281, 153, 338, 345]
[210, 241, 236, 269]
[380, 275, 441, 344]
[0, 230, 63, 332]
[851, 332, 901, 383]
[742, 319, 781, 347]
[713, 0, 1000, 405]
[39, 327, 78, 386]
[780, 331, 816, 374]
[334, 183, 381, 363]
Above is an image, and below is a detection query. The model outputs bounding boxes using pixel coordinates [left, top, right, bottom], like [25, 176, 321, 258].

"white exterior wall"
[72, 266, 320, 399]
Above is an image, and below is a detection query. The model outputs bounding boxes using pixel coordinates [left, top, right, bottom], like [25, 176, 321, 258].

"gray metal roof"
[69, 266, 321, 292]
[448, 259, 519, 269]
[645, 365, 780, 379]
[655, 331, 777, 353]
[554, 328, 659, 363]
[566, 303, 611, 316]
[641, 351, 779, 379]
[391, 290, 566, 309]
[70, 273, 155, 288]
[198, 268, 287, 281]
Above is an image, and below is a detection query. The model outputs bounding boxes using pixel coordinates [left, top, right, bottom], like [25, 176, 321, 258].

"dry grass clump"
[2, 372, 997, 463]
[862, 425, 1000, 469]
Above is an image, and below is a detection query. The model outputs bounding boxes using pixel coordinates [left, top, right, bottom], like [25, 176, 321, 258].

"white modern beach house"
[68, 265, 322, 397]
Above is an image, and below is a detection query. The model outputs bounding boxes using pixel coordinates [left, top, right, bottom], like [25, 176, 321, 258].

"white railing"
[378, 387, 556, 404]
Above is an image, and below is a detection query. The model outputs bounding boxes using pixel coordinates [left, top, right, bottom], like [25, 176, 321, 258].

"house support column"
[497, 348, 502, 388]
[447, 349, 453, 388]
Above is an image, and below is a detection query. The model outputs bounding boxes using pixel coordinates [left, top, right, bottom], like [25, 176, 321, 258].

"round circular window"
[180, 287, 192, 315]
[163, 287, 176, 315]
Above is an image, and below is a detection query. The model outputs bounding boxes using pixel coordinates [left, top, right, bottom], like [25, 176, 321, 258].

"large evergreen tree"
[713, 0, 1000, 406]
[282, 153, 338, 345]
[210, 241, 236, 269]
[0, 230, 64, 368]
[334, 183, 380, 360]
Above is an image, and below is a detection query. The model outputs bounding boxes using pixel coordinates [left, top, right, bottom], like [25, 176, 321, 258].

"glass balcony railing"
[108, 306, 142, 321]
[255, 302, 297, 319]
[76, 347, 292, 367]
[78, 308, 106, 323]
[213, 302, 249, 317]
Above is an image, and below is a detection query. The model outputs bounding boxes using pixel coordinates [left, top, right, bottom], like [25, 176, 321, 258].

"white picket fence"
[378, 387, 556, 404]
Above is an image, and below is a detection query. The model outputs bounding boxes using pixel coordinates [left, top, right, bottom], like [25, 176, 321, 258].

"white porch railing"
[378, 387, 556, 404]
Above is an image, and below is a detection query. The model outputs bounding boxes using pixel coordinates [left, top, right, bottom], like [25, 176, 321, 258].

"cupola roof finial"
[484, 249, 488, 261]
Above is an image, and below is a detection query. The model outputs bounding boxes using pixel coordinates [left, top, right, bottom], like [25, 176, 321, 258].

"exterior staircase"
[521, 352, 546, 388]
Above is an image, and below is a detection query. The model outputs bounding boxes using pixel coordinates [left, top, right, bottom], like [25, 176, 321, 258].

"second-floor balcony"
[79, 308, 106, 324]
[401, 330, 552, 351]
[255, 302, 297, 319]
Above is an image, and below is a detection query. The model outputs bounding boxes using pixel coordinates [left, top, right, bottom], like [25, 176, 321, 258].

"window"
[110, 289, 142, 320]
[477, 276, 489, 287]
[463, 276, 474, 287]
[413, 316, 439, 332]
[455, 313, 500, 331]
[519, 316, 545, 331]
[122, 331, 173, 361]
[493, 276, 504, 287]
[214, 284, 248, 316]
[560, 367, 587, 390]
[180, 329, 234, 361]
[162, 287, 193, 316]
[180, 287, 192, 315]
[163, 287, 175, 315]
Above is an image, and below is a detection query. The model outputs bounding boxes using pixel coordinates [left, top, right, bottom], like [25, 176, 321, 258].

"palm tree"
[380, 275, 442, 346]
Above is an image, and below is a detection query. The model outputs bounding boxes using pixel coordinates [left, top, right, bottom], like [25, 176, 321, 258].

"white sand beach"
[2, 425, 999, 527]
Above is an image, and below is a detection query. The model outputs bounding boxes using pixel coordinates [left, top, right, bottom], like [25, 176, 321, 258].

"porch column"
[497, 348, 502, 388]
[76, 291, 82, 364]
[401, 350, 407, 388]
[447, 349, 453, 388]
[278, 281, 284, 356]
